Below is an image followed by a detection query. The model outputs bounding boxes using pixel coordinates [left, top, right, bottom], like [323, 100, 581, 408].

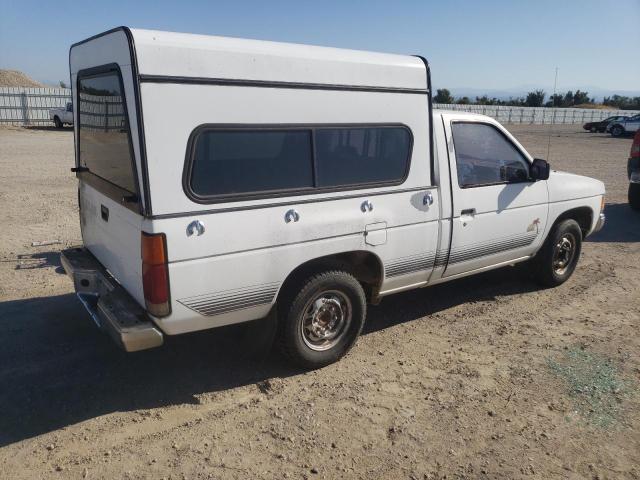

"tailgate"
[79, 182, 144, 307]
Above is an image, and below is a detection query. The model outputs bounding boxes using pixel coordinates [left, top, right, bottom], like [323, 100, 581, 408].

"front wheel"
[629, 183, 640, 211]
[53, 116, 63, 128]
[531, 219, 583, 287]
[277, 271, 366, 369]
[611, 125, 624, 137]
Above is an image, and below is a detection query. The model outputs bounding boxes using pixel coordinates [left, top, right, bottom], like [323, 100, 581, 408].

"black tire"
[53, 116, 63, 128]
[531, 219, 582, 287]
[611, 125, 624, 137]
[277, 270, 366, 369]
[629, 183, 640, 211]
[590, 127, 596, 133]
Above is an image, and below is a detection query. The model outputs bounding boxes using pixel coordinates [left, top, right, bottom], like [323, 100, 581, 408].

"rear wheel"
[611, 125, 624, 137]
[53, 116, 63, 128]
[629, 183, 640, 211]
[277, 271, 366, 369]
[531, 219, 582, 287]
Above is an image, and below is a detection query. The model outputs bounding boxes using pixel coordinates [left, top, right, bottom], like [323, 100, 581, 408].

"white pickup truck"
[49, 101, 73, 128]
[61, 27, 605, 369]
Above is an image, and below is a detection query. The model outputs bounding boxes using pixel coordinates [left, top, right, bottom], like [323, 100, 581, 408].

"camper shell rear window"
[184, 124, 412, 203]
[76, 64, 139, 210]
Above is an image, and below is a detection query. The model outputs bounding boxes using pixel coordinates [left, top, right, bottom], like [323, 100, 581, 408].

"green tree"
[475, 95, 501, 105]
[525, 90, 546, 107]
[59, 80, 67, 89]
[547, 93, 564, 107]
[456, 96, 471, 105]
[434, 88, 454, 104]
[573, 90, 590, 105]
[563, 91, 574, 107]
[603, 95, 640, 110]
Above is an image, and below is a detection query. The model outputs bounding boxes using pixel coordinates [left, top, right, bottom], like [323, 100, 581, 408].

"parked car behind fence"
[583, 115, 628, 133]
[608, 114, 640, 137]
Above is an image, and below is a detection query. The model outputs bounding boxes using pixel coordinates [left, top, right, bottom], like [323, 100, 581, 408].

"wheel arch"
[551, 206, 594, 237]
[275, 250, 384, 307]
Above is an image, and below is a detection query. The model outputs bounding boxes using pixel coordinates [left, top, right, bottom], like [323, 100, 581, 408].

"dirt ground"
[0, 124, 638, 480]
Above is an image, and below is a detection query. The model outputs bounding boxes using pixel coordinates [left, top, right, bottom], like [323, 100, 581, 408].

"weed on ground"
[547, 347, 633, 428]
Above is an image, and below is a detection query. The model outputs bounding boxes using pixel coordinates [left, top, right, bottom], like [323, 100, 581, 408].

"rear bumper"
[60, 247, 163, 352]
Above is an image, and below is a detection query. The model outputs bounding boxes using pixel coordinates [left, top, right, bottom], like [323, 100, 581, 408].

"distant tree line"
[602, 95, 640, 110]
[434, 88, 640, 110]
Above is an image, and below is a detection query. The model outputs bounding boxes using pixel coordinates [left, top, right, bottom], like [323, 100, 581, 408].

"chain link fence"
[433, 103, 639, 125]
[0, 87, 72, 126]
[1, 87, 638, 126]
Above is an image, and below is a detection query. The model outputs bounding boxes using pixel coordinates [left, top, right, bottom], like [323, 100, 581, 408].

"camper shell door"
[69, 27, 148, 306]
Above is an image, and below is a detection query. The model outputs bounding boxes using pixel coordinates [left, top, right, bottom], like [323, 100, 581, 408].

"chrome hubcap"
[301, 290, 352, 351]
[553, 233, 576, 275]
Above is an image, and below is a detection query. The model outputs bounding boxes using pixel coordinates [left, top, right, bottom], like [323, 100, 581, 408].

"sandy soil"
[0, 125, 638, 479]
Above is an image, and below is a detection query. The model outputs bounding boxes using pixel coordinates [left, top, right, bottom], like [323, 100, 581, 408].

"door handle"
[461, 208, 476, 216]
[423, 192, 434, 206]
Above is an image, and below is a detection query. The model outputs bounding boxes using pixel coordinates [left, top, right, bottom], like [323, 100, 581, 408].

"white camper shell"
[62, 27, 605, 368]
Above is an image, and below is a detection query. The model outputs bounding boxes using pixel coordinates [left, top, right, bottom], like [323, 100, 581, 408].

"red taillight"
[141, 232, 171, 317]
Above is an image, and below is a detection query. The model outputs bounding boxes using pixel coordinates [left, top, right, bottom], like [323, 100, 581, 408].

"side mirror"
[530, 158, 550, 181]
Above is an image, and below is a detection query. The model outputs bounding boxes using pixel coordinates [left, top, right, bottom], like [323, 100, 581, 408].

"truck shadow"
[0, 266, 538, 446]
[13, 251, 65, 271]
[586, 202, 640, 243]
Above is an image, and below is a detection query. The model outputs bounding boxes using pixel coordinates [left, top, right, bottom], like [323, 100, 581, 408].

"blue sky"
[1, 0, 639, 97]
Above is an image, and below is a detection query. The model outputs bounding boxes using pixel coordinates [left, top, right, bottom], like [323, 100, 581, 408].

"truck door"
[441, 116, 548, 278]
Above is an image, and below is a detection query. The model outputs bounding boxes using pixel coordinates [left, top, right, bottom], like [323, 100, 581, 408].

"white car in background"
[607, 114, 640, 137]
[49, 102, 73, 128]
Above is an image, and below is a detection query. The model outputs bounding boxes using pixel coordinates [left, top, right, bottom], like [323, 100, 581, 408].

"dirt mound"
[0, 69, 45, 88]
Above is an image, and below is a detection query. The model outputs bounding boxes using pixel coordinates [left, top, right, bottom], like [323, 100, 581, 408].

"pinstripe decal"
[178, 282, 279, 316]
[385, 252, 436, 278]
[434, 250, 449, 267]
[385, 232, 538, 277]
[448, 231, 537, 265]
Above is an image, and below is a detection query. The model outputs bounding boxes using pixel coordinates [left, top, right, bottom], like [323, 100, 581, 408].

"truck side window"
[190, 130, 314, 197]
[451, 123, 530, 188]
[315, 127, 411, 187]
[187, 125, 412, 201]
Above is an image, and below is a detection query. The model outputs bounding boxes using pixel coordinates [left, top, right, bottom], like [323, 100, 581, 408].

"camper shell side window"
[76, 64, 141, 212]
[184, 124, 413, 203]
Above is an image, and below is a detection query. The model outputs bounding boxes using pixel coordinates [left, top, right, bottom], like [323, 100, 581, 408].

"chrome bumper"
[593, 212, 606, 233]
[60, 247, 163, 352]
